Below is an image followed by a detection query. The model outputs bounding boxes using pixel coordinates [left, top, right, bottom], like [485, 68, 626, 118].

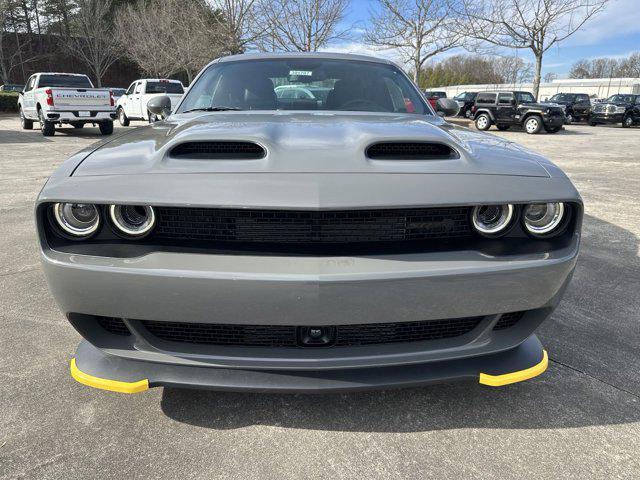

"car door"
[574, 94, 590, 116]
[634, 96, 640, 121]
[22, 75, 37, 117]
[496, 93, 516, 123]
[128, 81, 143, 118]
[120, 82, 136, 116]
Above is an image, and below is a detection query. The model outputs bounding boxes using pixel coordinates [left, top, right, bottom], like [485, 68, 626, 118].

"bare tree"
[206, 0, 266, 54]
[493, 55, 533, 84]
[460, 0, 610, 99]
[64, 0, 119, 87]
[544, 72, 558, 83]
[257, 0, 349, 52]
[364, 0, 467, 84]
[116, 0, 226, 82]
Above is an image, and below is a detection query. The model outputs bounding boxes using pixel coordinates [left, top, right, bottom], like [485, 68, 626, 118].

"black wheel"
[464, 108, 473, 119]
[148, 110, 158, 123]
[545, 127, 561, 133]
[565, 112, 573, 125]
[117, 107, 130, 127]
[99, 121, 114, 135]
[71, 122, 84, 129]
[39, 109, 55, 136]
[590, 122, 597, 127]
[19, 107, 33, 130]
[622, 116, 633, 128]
[475, 113, 491, 131]
[496, 125, 510, 131]
[524, 115, 543, 134]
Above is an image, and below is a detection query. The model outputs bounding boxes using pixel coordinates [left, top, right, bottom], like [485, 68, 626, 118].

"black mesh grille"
[366, 142, 457, 159]
[141, 316, 483, 347]
[170, 141, 266, 159]
[154, 206, 472, 244]
[493, 311, 525, 330]
[97, 317, 130, 336]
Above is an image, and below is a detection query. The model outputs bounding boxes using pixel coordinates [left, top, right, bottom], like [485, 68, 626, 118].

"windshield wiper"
[181, 106, 242, 113]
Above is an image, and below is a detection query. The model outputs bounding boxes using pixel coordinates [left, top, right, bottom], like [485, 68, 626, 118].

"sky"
[323, 0, 640, 78]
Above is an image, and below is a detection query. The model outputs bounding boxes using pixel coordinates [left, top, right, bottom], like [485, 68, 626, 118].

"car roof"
[213, 51, 397, 67]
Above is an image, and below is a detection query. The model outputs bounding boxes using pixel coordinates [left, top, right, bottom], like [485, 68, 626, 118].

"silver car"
[37, 53, 581, 394]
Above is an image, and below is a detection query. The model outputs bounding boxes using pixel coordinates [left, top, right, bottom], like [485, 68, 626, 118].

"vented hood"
[71, 111, 552, 178]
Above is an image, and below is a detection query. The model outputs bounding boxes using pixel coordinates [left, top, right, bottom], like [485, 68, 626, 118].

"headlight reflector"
[523, 202, 565, 235]
[53, 203, 100, 237]
[472, 204, 514, 235]
[109, 205, 156, 237]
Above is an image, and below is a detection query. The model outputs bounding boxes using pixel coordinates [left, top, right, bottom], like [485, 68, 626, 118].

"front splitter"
[71, 335, 548, 394]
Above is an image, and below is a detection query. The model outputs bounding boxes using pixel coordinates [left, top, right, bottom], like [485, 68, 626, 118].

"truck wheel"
[496, 125, 510, 131]
[622, 116, 633, 128]
[118, 107, 130, 127]
[39, 109, 55, 136]
[464, 108, 473, 119]
[475, 113, 491, 131]
[524, 115, 542, 134]
[545, 126, 561, 133]
[565, 113, 573, 125]
[19, 107, 33, 130]
[99, 121, 114, 135]
[148, 110, 159, 123]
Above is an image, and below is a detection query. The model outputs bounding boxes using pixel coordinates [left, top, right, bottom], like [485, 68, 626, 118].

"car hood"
[72, 112, 551, 177]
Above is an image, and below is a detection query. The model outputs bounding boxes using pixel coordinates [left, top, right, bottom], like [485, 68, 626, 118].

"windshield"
[516, 92, 536, 103]
[550, 94, 575, 102]
[37, 75, 93, 88]
[145, 81, 184, 94]
[454, 92, 473, 100]
[606, 95, 634, 103]
[179, 58, 429, 114]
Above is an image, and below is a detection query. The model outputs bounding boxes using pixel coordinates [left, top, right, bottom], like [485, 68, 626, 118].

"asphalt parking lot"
[1, 115, 639, 479]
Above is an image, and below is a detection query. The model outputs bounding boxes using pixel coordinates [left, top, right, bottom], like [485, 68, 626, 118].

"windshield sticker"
[289, 70, 313, 76]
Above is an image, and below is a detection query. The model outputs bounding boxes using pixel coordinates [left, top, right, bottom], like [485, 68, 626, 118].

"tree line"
[569, 53, 640, 79]
[1, 0, 611, 97]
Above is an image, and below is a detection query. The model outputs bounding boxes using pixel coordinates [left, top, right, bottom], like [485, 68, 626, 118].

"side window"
[125, 82, 136, 95]
[498, 93, 513, 105]
[577, 95, 589, 102]
[476, 93, 496, 104]
[24, 76, 36, 92]
[134, 82, 142, 94]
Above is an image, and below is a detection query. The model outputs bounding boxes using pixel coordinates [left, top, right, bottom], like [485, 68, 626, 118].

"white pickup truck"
[18, 72, 116, 136]
[116, 78, 185, 126]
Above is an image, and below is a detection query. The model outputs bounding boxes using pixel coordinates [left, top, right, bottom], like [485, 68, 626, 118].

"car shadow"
[159, 213, 640, 432]
[0, 129, 54, 143]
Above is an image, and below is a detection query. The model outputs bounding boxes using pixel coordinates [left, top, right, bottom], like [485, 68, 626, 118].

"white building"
[441, 78, 640, 101]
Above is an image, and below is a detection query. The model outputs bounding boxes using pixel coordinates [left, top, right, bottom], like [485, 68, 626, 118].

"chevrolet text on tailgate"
[18, 72, 116, 136]
[37, 53, 582, 395]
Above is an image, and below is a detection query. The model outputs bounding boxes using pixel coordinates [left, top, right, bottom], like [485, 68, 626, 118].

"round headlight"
[472, 204, 514, 236]
[53, 203, 100, 237]
[109, 205, 156, 237]
[523, 202, 565, 236]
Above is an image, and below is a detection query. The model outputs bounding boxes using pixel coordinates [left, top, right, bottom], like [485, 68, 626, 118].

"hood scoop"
[170, 141, 266, 159]
[366, 142, 459, 160]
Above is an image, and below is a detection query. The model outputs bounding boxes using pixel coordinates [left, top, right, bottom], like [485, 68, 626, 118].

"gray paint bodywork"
[37, 53, 582, 391]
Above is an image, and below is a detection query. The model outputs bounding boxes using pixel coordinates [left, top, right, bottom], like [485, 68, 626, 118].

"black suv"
[473, 91, 566, 134]
[547, 93, 591, 124]
[453, 91, 477, 118]
[590, 94, 640, 128]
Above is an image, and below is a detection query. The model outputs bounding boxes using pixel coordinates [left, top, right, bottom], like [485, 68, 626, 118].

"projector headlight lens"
[523, 202, 565, 236]
[472, 204, 514, 236]
[53, 203, 100, 237]
[109, 204, 156, 237]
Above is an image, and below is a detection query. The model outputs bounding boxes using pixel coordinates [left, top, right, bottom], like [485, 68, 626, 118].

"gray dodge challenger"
[36, 53, 581, 393]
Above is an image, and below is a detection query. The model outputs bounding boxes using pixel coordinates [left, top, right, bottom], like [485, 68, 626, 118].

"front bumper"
[71, 335, 548, 393]
[590, 113, 623, 124]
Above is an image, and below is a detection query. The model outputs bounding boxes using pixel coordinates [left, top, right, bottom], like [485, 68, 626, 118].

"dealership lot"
[0, 115, 639, 479]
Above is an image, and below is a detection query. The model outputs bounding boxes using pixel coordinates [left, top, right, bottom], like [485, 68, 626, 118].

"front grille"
[366, 142, 458, 159]
[154, 206, 473, 244]
[97, 317, 131, 336]
[170, 141, 266, 159]
[493, 311, 525, 330]
[141, 316, 484, 347]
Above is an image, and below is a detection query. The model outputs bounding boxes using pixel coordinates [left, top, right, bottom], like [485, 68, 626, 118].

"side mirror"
[147, 95, 172, 119]
[435, 98, 459, 117]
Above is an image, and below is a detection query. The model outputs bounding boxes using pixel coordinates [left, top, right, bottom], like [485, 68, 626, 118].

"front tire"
[148, 110, 159, 123]
[622, 115, 634, 128]
[117, 107, 130, 127]
[475, 113, 491, 131]
[565, 112, 573, 125]
[545, 126, 561, 133]
[99, 121, 114, 135]
[39, 109, 55, 136]
[19, 107, 33, 130]
[524, 115, 542, 134]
